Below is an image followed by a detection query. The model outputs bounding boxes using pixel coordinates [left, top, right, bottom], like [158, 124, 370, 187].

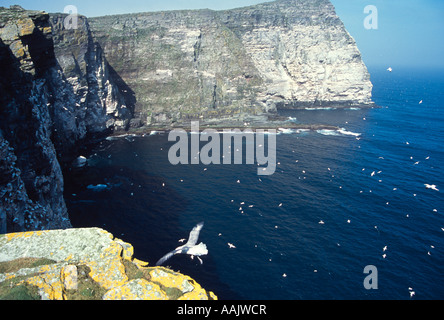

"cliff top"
[0, 5, 48, 25]
[0, 228, 217, 300]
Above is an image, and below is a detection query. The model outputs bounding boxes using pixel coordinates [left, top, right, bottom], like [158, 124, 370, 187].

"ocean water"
[64, 67, 444, 300]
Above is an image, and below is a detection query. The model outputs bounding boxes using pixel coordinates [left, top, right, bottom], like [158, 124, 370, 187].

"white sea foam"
[317, 128, 361, 137]
[305, 107, 336, 111]
[337, 128, 362, 137]
[278, 128, 296, 134]
[106, 133, 137, 141]
[317, 129, 340, 136]
[277, 128, 310, 135]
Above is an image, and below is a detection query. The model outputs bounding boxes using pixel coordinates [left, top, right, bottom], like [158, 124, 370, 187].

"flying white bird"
[387, 67, 393, 72]
[425, 184, 439, 191]
[156, 222, 208, 266]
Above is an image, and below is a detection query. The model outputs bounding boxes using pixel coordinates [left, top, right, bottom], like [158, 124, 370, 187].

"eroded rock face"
[0, 6, 132, 233]
[48, 13, 134, 144]
[89, 0, 373, 126]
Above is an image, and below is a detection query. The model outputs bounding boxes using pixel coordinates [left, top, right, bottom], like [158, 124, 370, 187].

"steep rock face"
[89, 0, 373, 126]
[48, 13, 134, 149]
[0, 6, 132, 233]
[0, 8, 70, 233]
[219, 0, 373, 108]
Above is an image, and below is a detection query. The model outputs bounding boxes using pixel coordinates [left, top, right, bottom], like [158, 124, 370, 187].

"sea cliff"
[0, 6, 130, 233]
[89, 0, 373, 127]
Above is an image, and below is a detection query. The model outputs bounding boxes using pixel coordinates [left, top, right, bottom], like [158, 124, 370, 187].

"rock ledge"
[0, 227, 217, 300]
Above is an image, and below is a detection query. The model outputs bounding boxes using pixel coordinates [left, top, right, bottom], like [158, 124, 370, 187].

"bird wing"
[155, 249, 179, 266]
[186, 222, 204, 246]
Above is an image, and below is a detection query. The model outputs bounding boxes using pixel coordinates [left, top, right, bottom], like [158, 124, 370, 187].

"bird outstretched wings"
[155, 249, 179, 266]
[186, 221, 204, 246]
[155, 222, 206, 266]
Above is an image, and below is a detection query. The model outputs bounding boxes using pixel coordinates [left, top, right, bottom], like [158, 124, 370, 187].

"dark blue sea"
[64, 67, 444, 300]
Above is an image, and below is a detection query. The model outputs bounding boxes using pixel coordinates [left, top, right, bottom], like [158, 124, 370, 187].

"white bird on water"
[156, 222, 208, 266]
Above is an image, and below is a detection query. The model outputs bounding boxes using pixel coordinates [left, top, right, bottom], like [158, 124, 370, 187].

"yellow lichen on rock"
[17, 18, 35, 36]
[103, 279, 168, 300]
[0, 228, 217, 300]
[24, 264, 65, 300]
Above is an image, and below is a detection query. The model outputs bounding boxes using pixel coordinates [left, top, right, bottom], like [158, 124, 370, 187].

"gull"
[156, 222, 208, 266]
[228, 243, 236, 249]
[419, 100, 423, 104]
[383, 246, 387, 252]
[387, 67, 392, 72]
[319, 220, 325, 225]
[425, 184, 439, 191]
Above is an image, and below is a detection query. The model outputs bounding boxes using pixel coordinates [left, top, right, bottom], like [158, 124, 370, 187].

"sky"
[2, 0, 444, 69]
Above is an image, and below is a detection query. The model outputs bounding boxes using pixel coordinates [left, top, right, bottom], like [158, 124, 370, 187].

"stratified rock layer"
[89, 0, 373, 126]
[0, 227, 217, 300]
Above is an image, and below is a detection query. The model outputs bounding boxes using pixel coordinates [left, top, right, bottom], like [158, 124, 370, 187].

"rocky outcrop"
[0, 6, 132, 233]
[89, 0, 373, 127]
[0, 227, 217, 300]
